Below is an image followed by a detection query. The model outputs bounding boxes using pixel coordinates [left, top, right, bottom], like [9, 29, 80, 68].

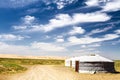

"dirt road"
[8, 65, 78, 80]
[0, 65, 120, 80]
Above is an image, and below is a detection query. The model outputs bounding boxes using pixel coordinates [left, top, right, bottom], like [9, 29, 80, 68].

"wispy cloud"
[68, 34, 119, 45]
[81, 43, 101, 48]
[112, 39, 120, 45]
[0, 0, 78, 9]
[87, 26, 113, 36]
[0, 41, 67, 55]
[31, 42, 66, 52]
[0, 0, 39, 8]
[13, 12, 111, 32]
[85, 0, 120, 12]
[40, 12, 110, 32]
[0, 34, 27, 41]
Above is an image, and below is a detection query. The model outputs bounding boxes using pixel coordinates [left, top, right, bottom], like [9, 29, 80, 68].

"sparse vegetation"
[0, 58, 64, 74]
[0, 58, 64, 65]
[115, 60, 120, 72]
[0, 63, 27, 74]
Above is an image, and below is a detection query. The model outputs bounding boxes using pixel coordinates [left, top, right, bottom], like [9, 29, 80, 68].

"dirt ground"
[0, 65, 120, 80]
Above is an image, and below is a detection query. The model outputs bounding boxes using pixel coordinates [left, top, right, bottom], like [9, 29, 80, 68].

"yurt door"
[75, 61, 79, 72]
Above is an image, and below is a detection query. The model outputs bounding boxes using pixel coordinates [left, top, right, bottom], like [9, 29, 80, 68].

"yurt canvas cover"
[75, 55, 115, 73]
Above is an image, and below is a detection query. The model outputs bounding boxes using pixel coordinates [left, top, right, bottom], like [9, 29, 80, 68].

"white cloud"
[85, 0, 100, 6]
[56, 1, 66, 9]
[13, 12, 110, 32]
[22, 15, 36, 24]
[0, 41, 67, 55]
[54, 0, 77, 9]
[88, 26, 113, 36]
[81, 43, 101, 48]
[36, 12, 110, 32]
[115, 29, 120, 34]
[68, 34, 119, 45]
[56, 38, 64, 42]
[68, 26, 85, 35]
[13, 12, 111, 32]
[31, 42, 66, 52]
[0, 0, 39, 8]
[102, 0, 120, 12]
[0, 34, 25, 41]
[13, 25, 27, 30]
[54, 35, 64, 42]
[85, 0, 120, 12]
[0, 42, 30, 54]
[13, 15, 36, 30]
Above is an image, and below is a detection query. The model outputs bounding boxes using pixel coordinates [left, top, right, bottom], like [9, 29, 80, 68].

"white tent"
[65, 58, 73, 67]
[65, 54, 115, 74]
[76, 54, 113, 62]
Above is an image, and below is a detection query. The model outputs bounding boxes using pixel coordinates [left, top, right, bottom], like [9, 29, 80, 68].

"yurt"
[71, 57, 81, 68]
[65, 57, 82, 68]
[65, 58, 73, 67]
[65, 54, 115, 74]
[74, 54, 115, 74]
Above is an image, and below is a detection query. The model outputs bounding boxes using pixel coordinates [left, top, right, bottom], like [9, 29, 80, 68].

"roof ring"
[89, 54, 96, 56]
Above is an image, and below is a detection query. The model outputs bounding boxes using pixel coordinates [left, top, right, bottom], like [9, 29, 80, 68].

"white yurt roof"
[68, 54, 113, 62]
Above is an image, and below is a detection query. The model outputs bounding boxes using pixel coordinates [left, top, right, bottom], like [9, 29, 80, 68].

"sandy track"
[8, 65, 77, 80]
[1, 65, 120, 80]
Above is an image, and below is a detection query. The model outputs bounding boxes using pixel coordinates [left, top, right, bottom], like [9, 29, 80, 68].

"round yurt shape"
[65, 58, 73, 67]
[65, 57, 80, 67]
[71, 57, 81, 68]
[75, 54, 115, 74]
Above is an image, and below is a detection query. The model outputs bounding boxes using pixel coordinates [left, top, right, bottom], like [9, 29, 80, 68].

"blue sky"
[0, 0, 120, 59]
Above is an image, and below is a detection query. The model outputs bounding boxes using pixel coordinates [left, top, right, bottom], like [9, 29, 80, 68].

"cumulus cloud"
[0, 34, 25, 41]
[68, 26, 85, 35]
[68, 34, 119, 45]
[13, 15, 36, 30]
